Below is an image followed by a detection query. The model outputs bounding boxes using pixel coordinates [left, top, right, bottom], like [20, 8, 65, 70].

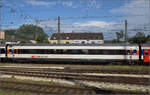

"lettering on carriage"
[31, 55, 48, 58]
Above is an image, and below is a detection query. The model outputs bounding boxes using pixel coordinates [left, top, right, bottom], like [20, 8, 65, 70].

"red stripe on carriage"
[31, 56, 35, 58]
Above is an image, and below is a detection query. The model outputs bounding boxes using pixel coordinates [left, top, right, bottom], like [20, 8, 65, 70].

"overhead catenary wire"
[0, 0, 149, 40]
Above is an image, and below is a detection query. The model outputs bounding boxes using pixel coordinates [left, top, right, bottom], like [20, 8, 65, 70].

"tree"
[112, 39, 117, 43]
[147, 35, 150, 39]
[36, 35, 49, 43]
[5, 24, 49, 43]
[20, 40, 26, 43]
[129, 32, 148, 44]
[17, 24, 48, 41]
[116, 30, 124, 42]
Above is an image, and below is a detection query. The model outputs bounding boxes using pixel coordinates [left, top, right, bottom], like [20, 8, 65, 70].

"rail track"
[0, 69, 149, 86]
[0, 80, 96, 94]
[1, 80, 147, 94]
[0, 67, 149, 75]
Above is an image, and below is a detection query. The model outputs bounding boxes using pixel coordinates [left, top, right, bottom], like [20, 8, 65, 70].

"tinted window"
[126, 50, 130, 55]
[134, 50, 137, 53]
[0, 49, 5, 54]
[16, 49, 126, 55]
[145, 50, 148, 55]
[9, 49, 12, 52]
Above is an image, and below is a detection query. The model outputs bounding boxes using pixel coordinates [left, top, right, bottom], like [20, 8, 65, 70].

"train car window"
[126, 50, 130, 55]
[71, 50, 77, 54]
[18, 49, 21, 54]
[134, 50, 136, 53]
[30, 49, 37, 54]
[13, 49, 16, 54]
[14, 49, 127, 55]
[91, 42, 95, 44]
[49, 50, 54, 54]
[18, 49, 30, 54]
[103, 50, 110, 55]
[145, 50, 148, 55]
[88, 50, 101, 54]
[56, 50, 63, 54]
[63, 50, 67, 54]
[141, 49, 144, 55]
[37, 50, 43, 54]
[21, 49, 25, 54]
[9, 49, 12, 53]
[89, 50, 102, 55]
[65, 50, 80, 54]
[133, 50, 137, 55]
[16, 49, 18, 54]
[82, 50, 88, 54]
[88, 50, 126, 55]
[0, 49, 5, 53]
[45, 50, 49, 54]
[66, 50, 72, 54]
[82, 41, 85, 44]
[75, 50, 83, 54]
[118, 50, 126, 55]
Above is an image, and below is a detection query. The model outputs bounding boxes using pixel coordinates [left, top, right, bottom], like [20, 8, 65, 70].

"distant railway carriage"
[0, 44, 150, 64]
[0, 45, 5, 62]
[141, 45, 150, 63]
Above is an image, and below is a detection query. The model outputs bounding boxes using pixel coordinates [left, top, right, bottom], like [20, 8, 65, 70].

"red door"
[144, 49, 149, 63]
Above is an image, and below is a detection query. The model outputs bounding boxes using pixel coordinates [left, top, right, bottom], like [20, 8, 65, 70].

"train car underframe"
[1, 58, 143, 65]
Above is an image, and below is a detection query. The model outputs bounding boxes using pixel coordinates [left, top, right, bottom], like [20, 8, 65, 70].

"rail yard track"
[0, 68, 149, 86]
[0, 67, 149, 74]
[0, 80, 96, 94]
[0, 66, 150, 94]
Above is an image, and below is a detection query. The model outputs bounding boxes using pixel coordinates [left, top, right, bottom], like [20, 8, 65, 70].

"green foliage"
[0, 40, 5, 44]
[36, 35, 49, 43]
[112, 39, 117, 43]
[129, 32, 148, 44]
[20, 40, 26, 43]
[116, 30, 124, 42]
[4, 24, 48, 43]
[17, 24, 48, 40]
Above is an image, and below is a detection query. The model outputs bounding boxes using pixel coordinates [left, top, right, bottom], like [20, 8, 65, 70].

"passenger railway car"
[141, 45, 150, 63]
[0, 45, 5, 62]
[1, 44, 150, 64]
[5, 44, 141, 64]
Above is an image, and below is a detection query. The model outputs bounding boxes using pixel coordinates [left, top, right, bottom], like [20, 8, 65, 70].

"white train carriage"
[0, 45, 5, 62]
[6, 44, 140, 63]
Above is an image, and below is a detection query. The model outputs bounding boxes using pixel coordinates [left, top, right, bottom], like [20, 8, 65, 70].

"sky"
[0, 0, 149, 40]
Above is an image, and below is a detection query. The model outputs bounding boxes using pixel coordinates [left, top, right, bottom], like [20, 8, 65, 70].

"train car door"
[144, 49, 149, 63]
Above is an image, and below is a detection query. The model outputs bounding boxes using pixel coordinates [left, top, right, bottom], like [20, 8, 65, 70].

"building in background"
[0, 31, 5, 40]
[49, 32, 104, 44]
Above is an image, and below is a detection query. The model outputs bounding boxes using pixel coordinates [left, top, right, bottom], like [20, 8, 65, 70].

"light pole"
[0, 4, 2, 31]
[0, 4, 2, 44]
[57, 16, 61, 44]
[125, 20, 128, 44]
